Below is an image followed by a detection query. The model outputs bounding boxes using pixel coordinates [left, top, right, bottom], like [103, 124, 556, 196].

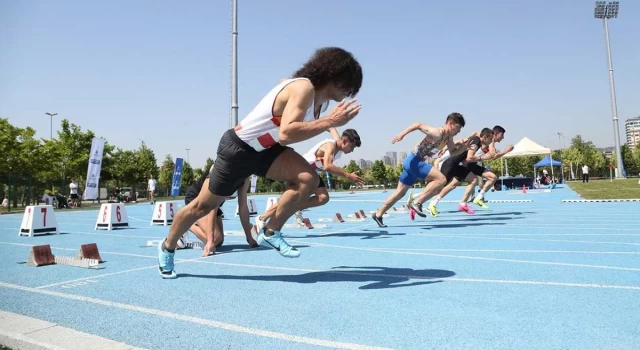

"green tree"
[385, 164, 398, 184]
[203, 157, 215, 173]
[362, 168, 374, 185]
[158, 155, 175, 196]
[136, 141, 158, 182]
[193, 168, 204, 181]
[180, 161, 195, 193]
[344, 160, 362, 175]
[370, 160, 387, 184]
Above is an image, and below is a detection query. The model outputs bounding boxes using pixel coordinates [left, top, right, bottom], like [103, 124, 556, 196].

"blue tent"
[534, 155, 562, 168]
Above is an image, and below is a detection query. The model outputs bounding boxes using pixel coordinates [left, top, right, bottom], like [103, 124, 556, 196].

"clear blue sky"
[1, 0, 638, 169]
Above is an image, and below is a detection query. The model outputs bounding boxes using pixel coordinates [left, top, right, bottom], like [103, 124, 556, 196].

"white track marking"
[0, 282, 394, 350]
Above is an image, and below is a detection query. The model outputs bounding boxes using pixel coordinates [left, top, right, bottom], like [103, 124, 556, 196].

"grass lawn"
[567, 178, 640, 199]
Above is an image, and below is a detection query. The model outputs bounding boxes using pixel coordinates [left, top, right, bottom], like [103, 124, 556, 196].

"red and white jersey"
[302, 139, 342, 171]
[234, 78, 319, 151]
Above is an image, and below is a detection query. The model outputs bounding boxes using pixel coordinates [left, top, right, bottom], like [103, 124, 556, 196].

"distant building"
[625, 117, 640, 150]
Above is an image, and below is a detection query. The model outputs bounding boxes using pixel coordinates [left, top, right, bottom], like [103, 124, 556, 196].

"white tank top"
[234, 78, 319, 151]
[302, 139, 342, 171]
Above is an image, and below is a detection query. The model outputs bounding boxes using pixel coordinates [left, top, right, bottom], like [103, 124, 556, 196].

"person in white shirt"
[148, 175, 157, 204]
[255, 128, 363, 230]
[582, 165, 589, 183]
[69, 179, 79, 207]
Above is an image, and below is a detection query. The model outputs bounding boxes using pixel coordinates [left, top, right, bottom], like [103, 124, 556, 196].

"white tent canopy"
[498, 137, 554, 187]
[502, 137, 551, 158]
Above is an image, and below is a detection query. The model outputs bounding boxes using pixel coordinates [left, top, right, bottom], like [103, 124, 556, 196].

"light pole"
[185, 148, 190, 163]
[557, 133, 566, 149]
[594, 1, 624, 178]
[45, 112, 58, 140]
[230, 0, 239, 127]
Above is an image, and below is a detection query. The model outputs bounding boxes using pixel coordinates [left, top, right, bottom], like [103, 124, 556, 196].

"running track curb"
[0, 310, 145, 350]
[562, 199, 640, 203]
[331, 199, 534, 203]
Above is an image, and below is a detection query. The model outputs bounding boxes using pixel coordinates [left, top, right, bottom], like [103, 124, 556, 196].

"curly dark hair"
[293, 47, 363, 97]
[445, 112, 465, 127]
[342, 129, 361, 147]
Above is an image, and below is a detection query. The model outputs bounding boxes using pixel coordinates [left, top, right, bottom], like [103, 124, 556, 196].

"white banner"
[250, 175, 258, 193]
[83, 138, 105, 200]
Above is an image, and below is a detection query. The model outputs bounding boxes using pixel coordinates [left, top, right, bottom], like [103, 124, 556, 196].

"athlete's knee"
[317, 193, 330, 205]
[485, 172, 497, 181]
[431, 173, 447, 187]
[298, 171, 319, 191]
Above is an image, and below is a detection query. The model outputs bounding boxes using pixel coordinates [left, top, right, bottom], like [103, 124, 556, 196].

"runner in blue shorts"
[372, 112, 471, 228]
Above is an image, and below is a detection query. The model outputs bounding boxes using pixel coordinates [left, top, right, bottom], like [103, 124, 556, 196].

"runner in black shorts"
[157, 47, 363, 278]
[254, 129, 364, 231]
[181, 165, 258, 256]
[412, 128, 497, 216]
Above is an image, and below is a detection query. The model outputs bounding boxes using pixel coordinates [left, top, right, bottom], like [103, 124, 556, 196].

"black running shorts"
[209, 129, 291, 196]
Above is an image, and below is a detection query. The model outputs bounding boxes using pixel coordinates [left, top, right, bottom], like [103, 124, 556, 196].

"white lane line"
[0, 282, 394, 350]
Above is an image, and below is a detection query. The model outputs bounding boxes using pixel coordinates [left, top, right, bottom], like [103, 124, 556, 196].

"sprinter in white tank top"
[255, 129, 364, 230]
[158, 48, 363, 277]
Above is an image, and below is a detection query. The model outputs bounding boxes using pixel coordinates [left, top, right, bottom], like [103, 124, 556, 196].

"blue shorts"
[399, 152, 433, 186]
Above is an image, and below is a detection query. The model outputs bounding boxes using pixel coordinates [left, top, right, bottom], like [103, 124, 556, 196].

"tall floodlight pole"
[45, 112, 58, 140]
[231, 0, 239, 127]
[185, 148, 190, 163]
[594, 1, 624, 178]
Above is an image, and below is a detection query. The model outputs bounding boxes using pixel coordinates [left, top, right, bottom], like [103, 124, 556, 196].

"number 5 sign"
[95, 203, 130, 231]
[151, 201, 180, 226]
[19, 205, 58, 237]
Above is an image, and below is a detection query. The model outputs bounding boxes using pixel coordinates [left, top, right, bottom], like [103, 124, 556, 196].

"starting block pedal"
[319, 212, 346, 223]
[358, 209, 367, 218]
[76, 243, 104, 263]
[145, 236, 204, 250]
[284, 218, 327, 229]
[95, 203, 129, 230]
[151, 201, 179, 226]
[21, 244, 102, 269]
[19, 205, 58, 237]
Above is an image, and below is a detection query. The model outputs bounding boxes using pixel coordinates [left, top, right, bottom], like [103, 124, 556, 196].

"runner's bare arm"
[392, 123, 438, 144]
[448, 136, 471, 156]
[466, 144, 484, 162]
[321, 143, 351, 179]
[236, 178, 254, 240]
[328, 127, 341, 140]
[279, 81, 332, 145]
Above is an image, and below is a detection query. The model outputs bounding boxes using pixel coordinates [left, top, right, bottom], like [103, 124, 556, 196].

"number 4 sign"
[95, 203, 130, 231]
[19, 205, 58, 237]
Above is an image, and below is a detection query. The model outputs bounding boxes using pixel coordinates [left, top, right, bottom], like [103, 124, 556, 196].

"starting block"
[21, 244, 102, 269]
[19, 205, 58, 237]
[236, 198, 258, 217]
[151, 201, 179, 226]
[77, 243, 104, 263]
[358, 209, 367, 218]
[318, 212, 346, 223]
[95, 203, 129, 230]
[145, 234, 204, 250]
[284, 218, 327, 229]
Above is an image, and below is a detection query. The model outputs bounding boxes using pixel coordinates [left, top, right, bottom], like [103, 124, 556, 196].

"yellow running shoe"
[472, 197, 489, 209]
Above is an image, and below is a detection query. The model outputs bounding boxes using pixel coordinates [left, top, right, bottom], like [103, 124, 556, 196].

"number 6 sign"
[95, 204, 129, 231]
[19, 205, 58, 237]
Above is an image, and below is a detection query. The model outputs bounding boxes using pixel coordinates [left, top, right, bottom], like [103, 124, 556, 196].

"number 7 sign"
[19, 205, 58, 237]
